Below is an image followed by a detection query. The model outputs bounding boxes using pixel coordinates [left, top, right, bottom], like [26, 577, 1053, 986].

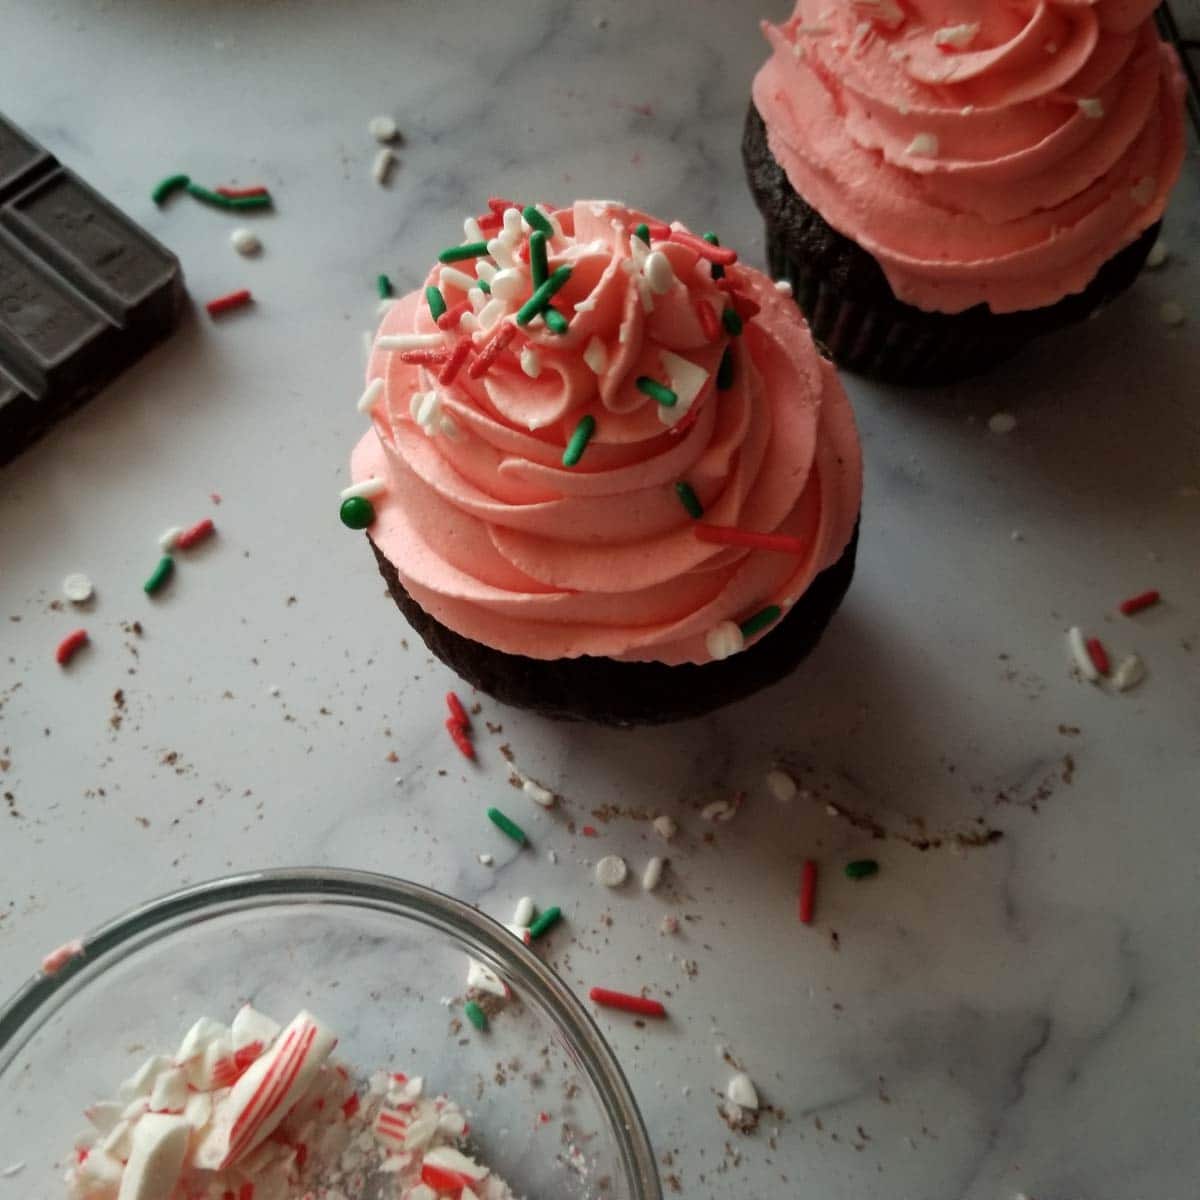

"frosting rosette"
[350, 199, 861, 666]
[752, 0, 1185, 313]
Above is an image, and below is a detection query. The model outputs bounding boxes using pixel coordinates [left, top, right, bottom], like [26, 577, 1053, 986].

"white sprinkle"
[520, 346, 542, 378]
[439, 266, 478, 294]
[477, 853, 494, 867]
[659, 349, 709, 427]
[269, 685, 280, 696]
[475, 260, 498, 284]
[523, 777, 556, 807]
[489, 268, 525, 302]
[1159, 300, 1185, 326]
[512, 897, 535, 927]
[377, 297, 396, 319]
[988, 411, 1017, 434]
[660, 914, 679, 935]
[1113, 653, 1146, 692]
[1131, 175, 1156, 206]
[357, 377, 385, 413]
[642, 857, 665, 892]
[701, 798, 738, 823]
[372, 147, 397, 185]
[158, 526, 183, 552]
[487, 236, 516, 269]
[594, 855, 628, 887]
[361, 329, 373, 360]
[466, 959, 506, 997]
[643, 250, 675, 295]
[706, 620, 745, 661]
[933, 22, 978, 48]
[852, 0, 905, 28]
[503, 206, 524, 238]
[62, 573, 94, 603]
[653, 815, 677, 841]
[906, 132, 939, 157]
[368, 114, 398, 143]
[766, 769, 797, 802]
[1077, 97, 1104, 119]
[437, 412, 460, 440]
[0, 1163, 24, 1178]
[468, 285, 488, 312]
[548, 849, 558, 864]
[477, 297, 507, 330]
[463, 216, 485, 243]
[583, 336, 609, 375]
[726, 1072, 759, 1111]
[230, 227, 261, 256]
[1011, 529, 1024, 542]
[826, 803, 840, 817]
[1067, 625, 1099, 683]
[1146, 239, 1168, 269]
[377, 332, 444, 351]
[340, 476, 387, 501]
[774, 279, 794, 296]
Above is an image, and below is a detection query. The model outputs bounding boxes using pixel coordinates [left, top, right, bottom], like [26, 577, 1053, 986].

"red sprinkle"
[446, 691, 471, 730]
[467, 322, 517, 380]
[399, 348, 451, 366]
[588, 988, 667, 1018]
[694, 524, 808, 556]
[799, 860, 818, 925]
[176, 517, 216, 550]
[669, 229, 738, 265]
[446, 718, 475, 762]
[437, 299, 473, 330]
[437, 338, 473, 386]
[216, 185, 270, 199]
[238, 1184, 255, 1200]
[477, 211, 503, 235]
[693, 296, 721, 341]
[581, 825, 599, 838]
[1085, 637, 1111, 677]
[205, 288, 253, 317]
[641, 218, 672, 241]
[720, 285, 762, 323]
[55, 628, 89, 666]
[1119, 589, 1160, 616]
[487, 196, 519, 214]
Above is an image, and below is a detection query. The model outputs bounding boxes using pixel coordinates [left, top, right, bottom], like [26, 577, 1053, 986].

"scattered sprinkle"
[55, 629, 89, 667]
[463, 1000, 488, 1032]
[1119, 589, 1160, 616]
[230, 227, 261, 256]
[515, 264, 572, 325]
[653, 815, 678, 841]
[467, 321, 517, 380]
[340, 476, 387, 501]
[1067, 625, 1098, 682]
[595, 855, 628, 887]
[775, 279, 794, 296]
[377, 273, 394, 298]
[660, 914, 679, 935]
[40, 938, 84, 975]
[378, 332, 446, 351]
[151, 173, 190, 205]
[642, 857, 665, 892]
[477, 853, 494, 867]
[339, 496, 375, 530]
[520, 346, 542, 377]
[513, 897, 535, 927]
[425, 285, 447, 321]
[705, 620, 745, 661]
[635, 376, 678, 407]
[933, 22, 979, 48]
[446, 718, 475, 762]
[674, 481, 704, 519]
[437, 338, 473, 386]
[215, 185, 271, 200]
[693, 296, 721, 340]
[906, 132, 940, 157]
[845, 859, 879, 880]
[726, 1073, 759, 1111]
[644, 251, 675, 295]
[543, 306, 570, 334]
[0, 1163, 24, 1179]
[446, 691, 470, 730]
[357, 377, 385, 414]
[439, 240, 491, 265]
[988, 411, 1017, 434]
[739, 605, 782, 640]
[529, 229, 549, 287]
[799, 860, 818, 924]
[529, 906, 562, 939]
[700, 797, 739, 823]
[158, 526, 183, 552]
[562, 414, 596, 468]
[1085, 636, 1111, 677]
[766, 769, 797, 802]
[633, 222, 651, 245]
[143, 555, 174, 595]
[62, 573, 94, 604]
[522, 205, 554, 236]
[583, 336, 609, 375]
[1146, 240, 1169, 269]
[368, 114, 399, 143]
[669, 228, 738, 265]
[186, 182, 271, 210]
[176, 518, 216, 550]
[487, 806, 527, 846]
[372, 148, 397, 185]
[523, 777, 556, 807]
[205, 288, 253, 318]
[589, 988, 667, 1018]
[1113, 653, 1146, 692]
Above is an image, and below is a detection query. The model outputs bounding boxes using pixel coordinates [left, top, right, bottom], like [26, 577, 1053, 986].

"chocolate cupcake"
[347, 200, 862, 725]
[745, 0, 1186, 384]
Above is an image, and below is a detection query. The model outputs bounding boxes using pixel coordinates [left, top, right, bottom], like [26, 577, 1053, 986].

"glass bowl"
[0, 868, 661, 1200]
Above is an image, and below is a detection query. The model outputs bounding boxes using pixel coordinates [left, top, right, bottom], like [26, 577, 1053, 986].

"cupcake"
[347, 200, 862, 725]
[745, 0, 1186, 383]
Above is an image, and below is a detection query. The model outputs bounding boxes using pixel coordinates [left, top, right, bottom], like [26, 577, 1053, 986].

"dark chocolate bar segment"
[0, 112, 184, 466]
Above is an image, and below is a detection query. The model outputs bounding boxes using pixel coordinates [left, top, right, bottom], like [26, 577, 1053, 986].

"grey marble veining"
[1, 2, 1198, 1198]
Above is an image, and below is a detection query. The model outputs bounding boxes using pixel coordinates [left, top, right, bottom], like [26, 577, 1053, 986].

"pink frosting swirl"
[752, 0, 1185, 313]
[350, 200, 861, 665]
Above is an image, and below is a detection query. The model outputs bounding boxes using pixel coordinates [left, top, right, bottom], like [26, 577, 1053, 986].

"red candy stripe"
[588, 988, 667, 1018]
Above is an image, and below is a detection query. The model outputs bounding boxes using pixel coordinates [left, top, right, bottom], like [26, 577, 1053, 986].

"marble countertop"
[2, 2, 1198, 1197]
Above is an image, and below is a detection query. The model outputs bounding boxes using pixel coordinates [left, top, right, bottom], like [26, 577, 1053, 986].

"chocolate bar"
[0, 113, 184, 465]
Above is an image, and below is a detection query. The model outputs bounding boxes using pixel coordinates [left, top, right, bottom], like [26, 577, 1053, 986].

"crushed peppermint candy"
[652, 814, 678, 841]
[726, 1071, 760, 1111]
[65, 1007, 517, 1200]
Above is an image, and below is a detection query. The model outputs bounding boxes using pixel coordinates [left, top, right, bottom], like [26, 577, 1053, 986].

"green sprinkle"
[704, 232, 726, 280]
[184, 182, 271, 210]
[739, 604, 782, 640]
[674, 481, 704, 519]
[633, 222, 651, 245]
[543, 307, 569, 335]
[717, 346, 736, 391]
[464, 1000, 488, 1031]
[529, 906, 562, 939]
[340, 496, 376, 530]
[522, 205, 553, 236]
[845, 859, 879, 880]
[143, 555, 174, 595]
[476, 277, 491, 294]
[722, 307, 744, 336]
[377, 273, 393, 299]
[487, 806, 527, 846]
[438, 240, 490, 264]
[562, 415, 596, 468]
[529, 230, 549, 288]
[152, 173, 190, 205]
[515, 265, 572, 326]
[636, 376, 678, 408]
[425, 286, 447, 321]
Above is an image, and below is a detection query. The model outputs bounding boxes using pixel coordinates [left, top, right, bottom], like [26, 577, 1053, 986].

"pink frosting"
[351, 201, 861, 665]
[752, 0, 1185, 313]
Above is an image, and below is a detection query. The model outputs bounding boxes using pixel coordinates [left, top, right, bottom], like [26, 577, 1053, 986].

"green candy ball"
[339, 496, 376, 530]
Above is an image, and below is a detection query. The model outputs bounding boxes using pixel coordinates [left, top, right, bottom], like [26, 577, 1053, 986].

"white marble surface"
[2, 2, 1199, 1197]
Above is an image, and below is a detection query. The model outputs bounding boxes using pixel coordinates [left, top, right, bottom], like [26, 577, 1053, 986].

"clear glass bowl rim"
[0, 866, 662, 1200]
